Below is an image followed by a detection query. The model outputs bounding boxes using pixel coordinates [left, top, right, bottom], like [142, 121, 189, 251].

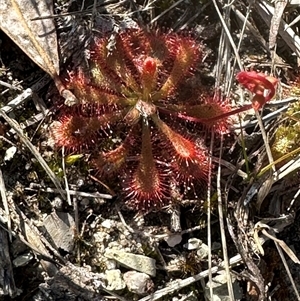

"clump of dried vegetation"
[1, 0, 300, 300]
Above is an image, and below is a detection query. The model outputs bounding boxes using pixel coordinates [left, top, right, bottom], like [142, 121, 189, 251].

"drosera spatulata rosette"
[50, 28, 233, 211]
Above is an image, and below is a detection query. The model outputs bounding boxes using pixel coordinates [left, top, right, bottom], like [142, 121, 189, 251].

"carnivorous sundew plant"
[51, 28, 235, 211]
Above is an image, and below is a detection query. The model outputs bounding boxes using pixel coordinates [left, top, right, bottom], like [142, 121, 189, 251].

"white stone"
[184, 238, 202, 250]
[4, 146, 17, 162]
[105, 269, 126, 291]
[101, 219, 114, 229]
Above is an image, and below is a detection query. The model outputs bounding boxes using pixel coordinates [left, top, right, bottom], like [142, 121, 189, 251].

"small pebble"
[212, 242, 221, 250]
[123, 271, 154, 295]
[184, 238, 202, 250]
[165, 233, 182, 247]
[4, 146, 17, 162]
[101, 219, 114, 229]
[105, 258, 117, 270]
[13, 252, 33, 267]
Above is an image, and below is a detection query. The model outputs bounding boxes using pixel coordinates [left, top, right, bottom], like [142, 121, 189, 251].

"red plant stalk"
[172, 71, 279, 127]
[236, 71, 278, 110]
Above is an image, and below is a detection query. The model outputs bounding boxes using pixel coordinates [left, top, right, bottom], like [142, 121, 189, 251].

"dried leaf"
[276, 238, 300, 264]
[257, 174, 274, 211]
[0, 0, 78, 104]
[43, 212, 75, 253]
[0, 0, 59, 75]
[261, 228, 300, 264]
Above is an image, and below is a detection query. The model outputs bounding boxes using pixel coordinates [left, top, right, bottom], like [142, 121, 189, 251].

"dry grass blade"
[0, 228, 19, 297]
[273, 240, 300, 300]
[0, 169, 12, 242]
[217, 135, 235, 300]
[212, 156, 248, 179]
[259, 146, 300, 177]
[244, 151, 300, 208]
[256, 172, 275, 210]
[254, 221, 300, 263]
[62, 147, 72, 206]
[0, 204, 66, 267]
[0, 75, 50, 114]
[232, 4, 269, 51]
[137, 254, 243, 301]
[207, 132, 213, 300]
[0, 80, 22, 91]
[212, 1, 239, 299]
[254, 111, 277, 174]
[258, 224, 300, 300]
[22, 221, 58, 276]
[0, 110, 65, 200]
[150, 0, 185, 25]
[276, 154, 300, 180]
[238, 71, 278, 209]
[212, 0, 243, 72]
[25, 185, 113, 199]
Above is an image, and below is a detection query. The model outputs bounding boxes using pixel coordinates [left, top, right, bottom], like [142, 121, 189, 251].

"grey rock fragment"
[105, 249, 156, 277]
[42, 212, 75, 253]
[165, 233, 182, 247]
[13, 252, 33, 267]
[123, 271, 154, 295]
[212, 242, 221, 250]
